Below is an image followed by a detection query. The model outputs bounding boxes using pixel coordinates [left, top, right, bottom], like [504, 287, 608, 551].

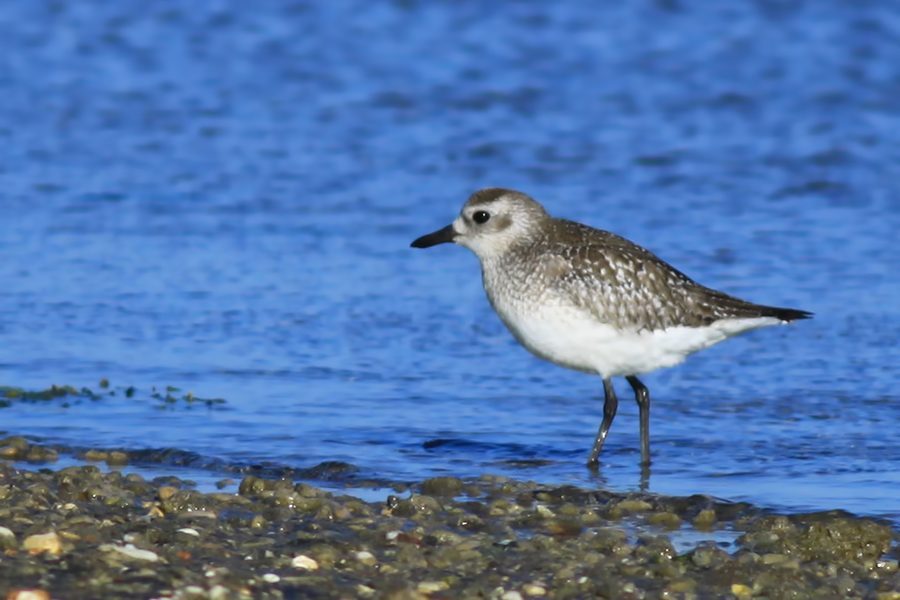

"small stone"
[182, 587, 206, 597]
[158, 486, 178, 501]
[617, 499, 652, 513]
[421, 476, 465, 497]
[177, 510, 217, 519]
[761, 553, 789, 565]
[177, 528, 200, 537]
[646, 512, 681, 529]
[209, 585, 231, 600]
[384, 589, 428, 600]
[106, 451, 129, 466]
[239, 475, 268, 496]
[101, 543, 160, 562]
[690, 544, 730, 568]
[500, 592, 524, 600]
[83, 450, 108, 461]
[356, 550, 377, 565]
[693, 509, 717, 528]
[249, 515, 267, 528]
[877, 559, 899, 573]
[416, 581, 449, 594]
[0, 446, 21, 459]
[6, 591, 51, 600]
[544, 517, 583, 537]
[291, 554, 319, 570]
[731, 583, 752, 597]
[479, 474, 510, 484]
[392, 494, 442, 516]
[25, 446, 58, 462]
[262, 573, 280, 583]
[666, 580, 696, 593]
[23, 532, 62, 555]
[522, 584, 546, 596]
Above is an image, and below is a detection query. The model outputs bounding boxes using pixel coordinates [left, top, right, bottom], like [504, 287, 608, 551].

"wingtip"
[780, 308, 814, 322]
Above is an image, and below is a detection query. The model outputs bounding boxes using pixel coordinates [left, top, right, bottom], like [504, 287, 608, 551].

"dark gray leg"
[588, 378, 618, 467]
[626, 375, 651, 465]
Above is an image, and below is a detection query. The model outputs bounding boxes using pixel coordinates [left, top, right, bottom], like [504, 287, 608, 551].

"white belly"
[493, 302, 780, 378]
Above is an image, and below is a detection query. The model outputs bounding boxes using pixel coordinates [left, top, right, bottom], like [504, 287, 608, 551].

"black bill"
[410, 224, 457, 248]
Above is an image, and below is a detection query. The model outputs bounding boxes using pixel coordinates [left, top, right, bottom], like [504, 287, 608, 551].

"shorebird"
[410, 187, 812, 466]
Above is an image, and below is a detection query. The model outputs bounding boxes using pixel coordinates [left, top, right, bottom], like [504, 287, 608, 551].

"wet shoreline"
[1, 437, 898, 600]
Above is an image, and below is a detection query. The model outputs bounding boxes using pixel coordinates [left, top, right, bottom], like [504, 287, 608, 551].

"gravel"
[1, 436, 898, 600]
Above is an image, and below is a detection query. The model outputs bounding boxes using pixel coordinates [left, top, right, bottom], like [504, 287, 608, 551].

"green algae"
[0, 381, 226, 408]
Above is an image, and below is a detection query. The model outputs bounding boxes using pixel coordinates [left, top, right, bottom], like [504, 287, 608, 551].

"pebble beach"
[2, 438, 898, 600]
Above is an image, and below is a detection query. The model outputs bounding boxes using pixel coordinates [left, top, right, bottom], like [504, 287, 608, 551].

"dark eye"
[473, 210, 491, 224]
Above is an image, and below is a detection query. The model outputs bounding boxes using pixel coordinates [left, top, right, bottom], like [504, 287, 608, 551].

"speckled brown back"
[499, 218, 810, 331]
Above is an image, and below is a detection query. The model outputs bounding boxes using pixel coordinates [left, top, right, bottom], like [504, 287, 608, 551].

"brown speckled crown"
[466, 187, 521, 206]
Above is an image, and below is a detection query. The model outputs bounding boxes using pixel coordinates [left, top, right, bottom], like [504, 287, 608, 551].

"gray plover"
[410, 187, 812, 466]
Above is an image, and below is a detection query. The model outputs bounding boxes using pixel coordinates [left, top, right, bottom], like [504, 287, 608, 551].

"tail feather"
[693, 286, 813, 324]
[758, 305, 813, 323]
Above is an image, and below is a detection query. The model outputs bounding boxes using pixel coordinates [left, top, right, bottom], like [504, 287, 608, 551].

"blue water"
[2, 1, 900, 521]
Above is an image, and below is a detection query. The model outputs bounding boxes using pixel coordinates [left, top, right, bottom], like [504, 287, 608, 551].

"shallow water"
[2, 1, 899, 522]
